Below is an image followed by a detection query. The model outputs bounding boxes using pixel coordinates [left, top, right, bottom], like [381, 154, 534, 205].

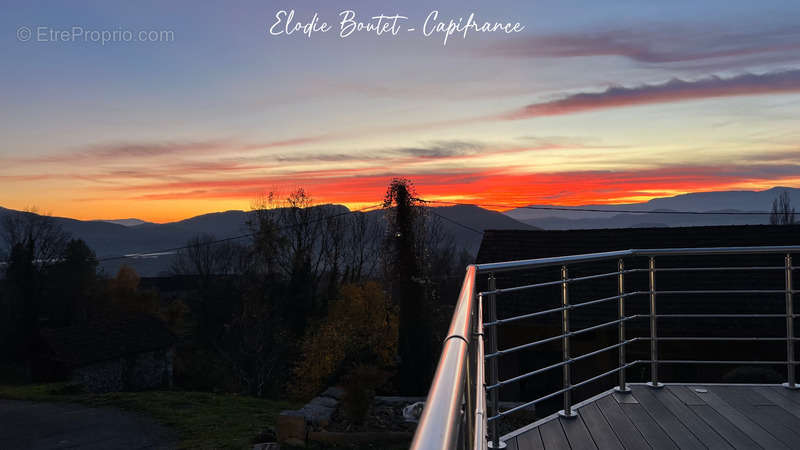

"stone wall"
[71, 346, 174, 393]
[72, 359, 124, 392]
[126, 347, 174, 390]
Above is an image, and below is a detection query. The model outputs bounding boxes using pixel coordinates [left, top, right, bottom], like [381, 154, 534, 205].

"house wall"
[72, 346, 174, 393]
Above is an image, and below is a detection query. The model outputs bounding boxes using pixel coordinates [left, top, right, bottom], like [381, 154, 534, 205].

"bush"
[341, 364, 388, 425]
[173, 345, 240, 392]
[291, 282, 398, 399]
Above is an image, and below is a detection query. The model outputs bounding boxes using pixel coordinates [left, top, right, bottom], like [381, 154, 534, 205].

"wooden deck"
[503, 384, 800, 449]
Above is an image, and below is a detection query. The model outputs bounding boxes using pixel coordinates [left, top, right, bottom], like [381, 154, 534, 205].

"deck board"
[688, 387, 787, 449]
[508, 384, 800, 450]
[594, 395, 651, 450]
[559, 414, 598, 450]
[751, 386, 800, 419]
[620, 403, 676, 450]
[630, 386, 705, 450]
[755, 404, 800, 444]
[504, 435, 519, 450]
[647, 386, 731, 449]
[516, 427, 544, 450]
[688, 404, 760, 450]
[665, 386, 705, 406]
[538, 419, 570, 450]
[578, 402, 623, 450]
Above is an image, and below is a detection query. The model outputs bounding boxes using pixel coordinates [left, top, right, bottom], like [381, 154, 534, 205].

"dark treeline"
[0, 179, 473, 408]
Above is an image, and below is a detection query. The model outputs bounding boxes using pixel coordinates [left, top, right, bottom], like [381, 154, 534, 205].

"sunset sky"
[3, 1, 800, 222]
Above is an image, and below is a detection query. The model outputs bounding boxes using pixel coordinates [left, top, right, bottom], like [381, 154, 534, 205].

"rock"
[276, 410, 306, 446]
[309, 395, 338, 409]
[375, 395, 426, 406]
[252, 443, 279, 450]
[321, 386, 345, 400]
[403, 402, 424, 423]
[300, 403, 335, 426]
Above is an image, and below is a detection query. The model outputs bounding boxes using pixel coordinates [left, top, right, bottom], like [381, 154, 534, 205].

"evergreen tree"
[383, 178, 433, 394]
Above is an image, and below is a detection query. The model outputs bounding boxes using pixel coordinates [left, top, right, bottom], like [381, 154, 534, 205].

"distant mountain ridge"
[0, 204, 532, 276]
[2, 186, 797, 275]
[503, 187, 797, 229]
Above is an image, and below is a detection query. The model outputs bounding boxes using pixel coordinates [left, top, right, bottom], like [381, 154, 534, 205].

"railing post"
[559, 265, 577, 418]
[463, 292, 477, 449]
[785, 254, 797, 390]
[616, 259, 631, 393]
[647, 256, 663, 388]
[487, 274, 505, 448]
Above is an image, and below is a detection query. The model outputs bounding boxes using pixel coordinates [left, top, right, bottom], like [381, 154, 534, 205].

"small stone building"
[36, 314, 176, 392]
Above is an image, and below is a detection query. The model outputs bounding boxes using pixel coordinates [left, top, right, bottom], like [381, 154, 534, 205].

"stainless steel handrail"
[411, 245, 800, 450]
[410, 265, 479, 450]
[474, 245, 800, 273]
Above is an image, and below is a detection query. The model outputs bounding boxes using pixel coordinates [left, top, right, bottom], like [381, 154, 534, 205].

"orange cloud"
[100, 164, 800, 216]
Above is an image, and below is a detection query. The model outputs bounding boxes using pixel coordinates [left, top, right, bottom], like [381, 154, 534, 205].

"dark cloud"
[501, 70, 800, 120]
[484, 24, 800, 69]
[396, 140, 485, 158]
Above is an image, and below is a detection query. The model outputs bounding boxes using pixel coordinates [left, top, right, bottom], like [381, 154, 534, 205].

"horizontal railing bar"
[656, 359, 799, 365]
[475, 245, 800, 274]
[655, 266, 784, 272]
[656, 314, 795, 318]
[484, 291, 646, 327]
[488, 361, 644, 421]
[654, 289, 785, 295]
[478, 269, 643, 296]
[654, 336, 798, 341]
[637, 246, 800, 257]
[486, 339, 636, 391]
[476, 249, 636, 274]
[485, 315, 648, 359]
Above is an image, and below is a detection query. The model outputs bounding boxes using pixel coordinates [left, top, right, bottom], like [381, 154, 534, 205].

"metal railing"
[410, 245, 800, 450]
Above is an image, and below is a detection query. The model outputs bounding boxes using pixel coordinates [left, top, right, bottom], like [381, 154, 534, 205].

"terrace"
[410, 245, 800, 450]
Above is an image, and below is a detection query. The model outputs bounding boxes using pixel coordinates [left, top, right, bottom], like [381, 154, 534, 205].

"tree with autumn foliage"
[290, 282, 397, 400]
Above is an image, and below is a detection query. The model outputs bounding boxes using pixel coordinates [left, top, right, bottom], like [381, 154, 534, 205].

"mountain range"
[0, 204, 531, 276]
[504, 187, 795, 229]
[0, 187, 794, 276]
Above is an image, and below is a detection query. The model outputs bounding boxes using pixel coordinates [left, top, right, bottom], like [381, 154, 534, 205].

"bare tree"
[247, 192, 286, 277]
[2, 207, 68, 265]
[1, 208, 69, 359]
[770, 190, 796, 225]
[341, 212, 382, 284]
[171, 234, 242, 280]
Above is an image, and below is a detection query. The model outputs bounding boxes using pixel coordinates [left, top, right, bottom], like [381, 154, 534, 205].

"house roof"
[40, 313, 176, 367]
[476, 224, 800, 264]
[474, 224, 800, 332]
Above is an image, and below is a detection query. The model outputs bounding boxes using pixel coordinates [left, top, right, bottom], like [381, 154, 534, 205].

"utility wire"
[418, 199, 780, 216]
[95, 203, 384, 263]
[428, 210, 483, 235]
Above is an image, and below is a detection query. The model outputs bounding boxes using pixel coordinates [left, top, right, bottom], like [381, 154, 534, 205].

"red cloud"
[117, 163, 800, 210]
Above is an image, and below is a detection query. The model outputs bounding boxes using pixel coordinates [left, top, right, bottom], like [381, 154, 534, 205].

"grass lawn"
[0, 383, 299, 449]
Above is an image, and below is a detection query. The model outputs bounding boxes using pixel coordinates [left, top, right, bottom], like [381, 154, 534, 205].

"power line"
[428, 210, 483, 235]
[418, 199, 779, 216]
[96, 203, 384, 263]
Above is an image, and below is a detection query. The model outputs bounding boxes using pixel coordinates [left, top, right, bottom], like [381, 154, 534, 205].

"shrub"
[341, 364, 388, 425]
[291, 282, 398, 399]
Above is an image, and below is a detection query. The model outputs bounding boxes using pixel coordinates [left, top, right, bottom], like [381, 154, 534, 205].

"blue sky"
[3, 1, 800, 221]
